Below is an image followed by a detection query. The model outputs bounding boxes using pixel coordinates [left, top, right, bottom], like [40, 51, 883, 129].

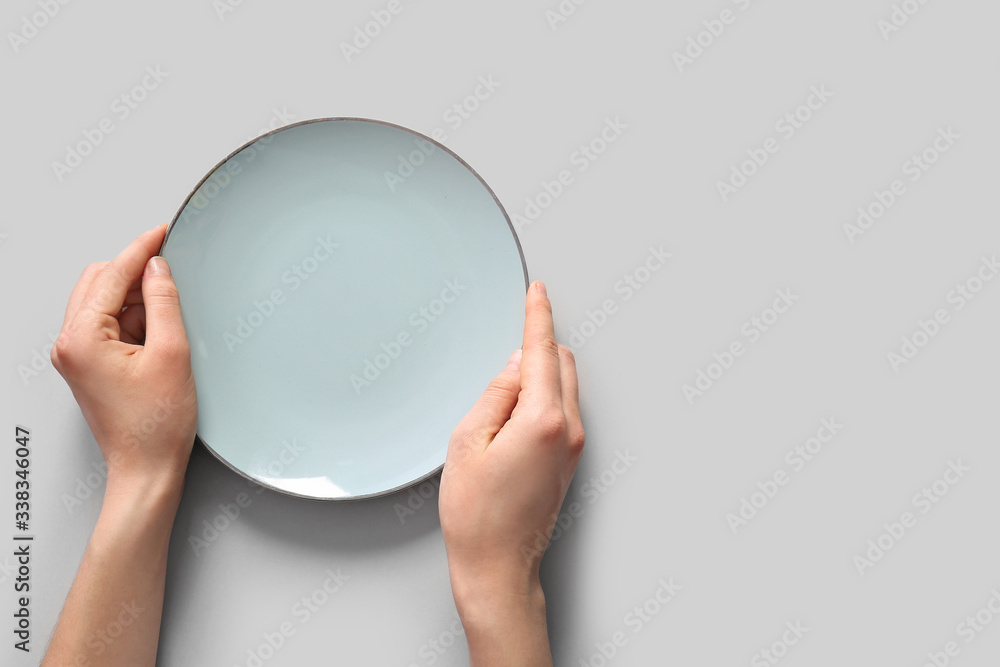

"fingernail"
[505, 349, 523, 371]
[148, 256, 171, 277]
[534, 281, 547, 296]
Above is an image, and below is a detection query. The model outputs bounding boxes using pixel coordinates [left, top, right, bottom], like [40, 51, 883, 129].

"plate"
[160, 118, 527, 500]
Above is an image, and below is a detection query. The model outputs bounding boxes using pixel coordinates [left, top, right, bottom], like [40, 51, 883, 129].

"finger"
[87, 224, 168, 317]
[456, 349, 523, 452]
[61, 262, 108, 327]
[519, 281, 561, 404]
[140, 256, 189, 356]
[117, 304, 147, 346]
[558, 346, 585, 455]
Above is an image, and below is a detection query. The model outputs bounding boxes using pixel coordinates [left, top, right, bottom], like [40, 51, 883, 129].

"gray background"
[2, 0, 999, 665]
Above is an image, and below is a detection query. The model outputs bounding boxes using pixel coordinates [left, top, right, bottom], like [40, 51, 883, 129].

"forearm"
[42, 476, 183, 667]
[453, 574, 553, 667]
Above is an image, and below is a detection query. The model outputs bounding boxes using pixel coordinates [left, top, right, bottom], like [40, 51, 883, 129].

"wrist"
[101, 440, 188, 502]
[450, 562, 546, 629]
[451, 573, 551, 667]
[102, 466, 185, 525]
[90, 473, 184, 575]
[450, 562, 543, 611]
[455, 578, 546, 628]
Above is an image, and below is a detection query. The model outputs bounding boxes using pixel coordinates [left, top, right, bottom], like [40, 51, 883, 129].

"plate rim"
[161, 116, 530, 502]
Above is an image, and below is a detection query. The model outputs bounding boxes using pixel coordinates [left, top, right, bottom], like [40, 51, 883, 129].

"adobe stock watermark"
[877, 0, 933, 41]
[340, 0, 418, 63]
[750, 620, 809, 667]
[79, 601, 145, 663]
[350, 278, 467, 395]
[512, 116, 628, 233]
[579, 578, 681, 667]
[213, 0, 250, 21]
[61, 394, 184, 514]
[189, 439, 305, 556]
[61, 457, 114, 514]
[0, 556, 17, 585]
[843, 126, 959, 244]
[852, 459, 970, 576]
[545, 0, 591, 31]
[392, 475, 440, 524]
[179, 107, 296, 225]
[16, 330, 59, 386]
[26, 599, 145, 658]
[234, 566, 350, 667]
[404, 615, 465, 667]
[117, 395, 187, 448]
[224, 235, 341, 352]
[886, 254, 998, 372]
[385, 74, 502, 192]
[726, 417, 845, 534]
[682, 288, 799, 405]
[242, 107, 298, 150]
[567, 246, 671, 352]
[672, 0, 759, 73]
[918, 588, 1000, 667]
[7, 0, 73, 54]
[716, 85, 834, 202]
[51, 65, 169, 182]
[521, 450, 638, 563]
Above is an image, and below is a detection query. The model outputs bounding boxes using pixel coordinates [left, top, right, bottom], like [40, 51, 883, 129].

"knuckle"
[568, 424, 586, 454]
[50, 331, 83, 372]
[143, 279, 179, 303]
[81, 262, 106, 280]
[558, 345, 577, 366]
[49, 338, 64, 370]
[469, 425, 500, 448]
[450, 419, 500, 450]
[536, 334, 560, 359]
[450, 421, 478, 447]
[106, 261, 132, 291]
[450, 417, 471, 438]
[486, 372, 519, 397]
[450, 424, 471, 445]
[533, 406, 568, 441]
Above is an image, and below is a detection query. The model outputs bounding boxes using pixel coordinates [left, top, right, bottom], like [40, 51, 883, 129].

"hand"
[43, 224, 198, 667]
[51, 223, 198, 500]
[440, 281, 585, 666]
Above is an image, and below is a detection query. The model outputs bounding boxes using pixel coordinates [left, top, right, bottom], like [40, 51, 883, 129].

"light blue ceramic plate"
[161, 118, 527, 500]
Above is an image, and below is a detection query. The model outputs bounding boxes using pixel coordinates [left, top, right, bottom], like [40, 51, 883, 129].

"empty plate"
[160, 118, 527, 500]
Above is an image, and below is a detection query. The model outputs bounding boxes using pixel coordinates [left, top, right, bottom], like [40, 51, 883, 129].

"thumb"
[141, 256, 189, 355]
[458, 349, 523, 451]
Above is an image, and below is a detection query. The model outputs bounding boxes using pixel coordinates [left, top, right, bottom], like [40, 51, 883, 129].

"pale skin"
[43, 224, 584, 667]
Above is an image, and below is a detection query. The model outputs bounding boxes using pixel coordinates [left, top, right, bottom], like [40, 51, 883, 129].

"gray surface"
[2, 1, 999, 665]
